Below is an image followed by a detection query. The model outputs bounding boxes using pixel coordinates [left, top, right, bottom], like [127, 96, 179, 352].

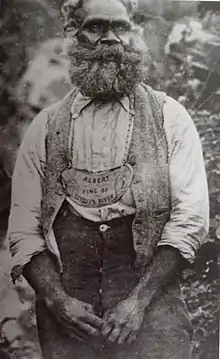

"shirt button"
[99, 224, 110, 232]
[99, 288, 102, 294]
[63, 210, 68, 218]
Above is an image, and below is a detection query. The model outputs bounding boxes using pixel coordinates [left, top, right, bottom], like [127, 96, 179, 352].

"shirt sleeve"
[7, 110, 48, 281]
[158, 96, 209, 263]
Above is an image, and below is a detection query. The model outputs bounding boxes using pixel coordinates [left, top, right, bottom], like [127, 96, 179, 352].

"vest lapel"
[41, 89, 78, 235]
[128, 84, 170, 269]
[41, 85, 171, 272]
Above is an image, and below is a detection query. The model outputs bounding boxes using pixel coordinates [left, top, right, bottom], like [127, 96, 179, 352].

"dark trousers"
[36, 201, 193, 359]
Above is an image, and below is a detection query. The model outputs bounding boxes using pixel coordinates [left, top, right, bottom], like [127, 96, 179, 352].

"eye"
[82, 21, 105, 34]
[114, 22, 131, 33]
[90, 24, 99, 32]
[89, 23, 103, 33]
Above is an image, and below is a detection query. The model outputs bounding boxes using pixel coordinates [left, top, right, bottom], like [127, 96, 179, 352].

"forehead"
[84, 0, 130, 22]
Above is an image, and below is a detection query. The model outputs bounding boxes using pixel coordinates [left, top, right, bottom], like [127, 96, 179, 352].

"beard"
[64, 33, 149, 99]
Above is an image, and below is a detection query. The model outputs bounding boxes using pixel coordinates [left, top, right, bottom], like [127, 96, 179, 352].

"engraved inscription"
[61, 164, 133, 208]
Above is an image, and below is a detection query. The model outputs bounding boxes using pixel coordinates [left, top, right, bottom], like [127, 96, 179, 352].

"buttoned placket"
[68, 93, 135, 170]
[97, 222, 111, 315]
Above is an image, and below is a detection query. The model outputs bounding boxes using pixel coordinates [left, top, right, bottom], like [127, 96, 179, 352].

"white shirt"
[7, 93, 209, 273]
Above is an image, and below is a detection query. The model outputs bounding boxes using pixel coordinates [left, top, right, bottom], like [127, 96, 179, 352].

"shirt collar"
[71, 91, 134, 119]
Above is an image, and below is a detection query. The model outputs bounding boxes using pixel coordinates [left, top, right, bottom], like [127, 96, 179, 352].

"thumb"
[103, 309, 112, 320]
[84, 303, 95, 313]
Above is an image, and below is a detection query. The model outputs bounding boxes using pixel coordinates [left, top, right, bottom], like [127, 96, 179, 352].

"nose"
[100, 30, 120, 45]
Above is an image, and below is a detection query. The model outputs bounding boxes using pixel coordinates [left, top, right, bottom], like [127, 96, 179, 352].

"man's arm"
[23, 250, 104, 340]
[8, 110, 67, 299]
[130, 246, 186, 308]
[7, 110, 103, 339]
[130, 96, 209, 308]
[102, 97, 209, 343]
[101, 246, 186, 344]
[8, 110, 48, 282]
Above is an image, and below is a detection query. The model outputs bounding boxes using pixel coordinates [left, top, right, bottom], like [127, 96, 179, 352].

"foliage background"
[0, 1, 219, 358]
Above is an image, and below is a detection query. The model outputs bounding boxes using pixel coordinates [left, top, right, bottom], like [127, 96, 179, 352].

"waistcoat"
[41, 84, 171, 271]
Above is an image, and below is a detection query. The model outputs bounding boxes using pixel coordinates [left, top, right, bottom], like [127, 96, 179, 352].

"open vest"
[41, 84, 171, 271]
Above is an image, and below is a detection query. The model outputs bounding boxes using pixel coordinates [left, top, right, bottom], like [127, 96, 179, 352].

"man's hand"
[100, 247, 186, 345]
[101, 294, 146, 344]
[45, 293, 104, 342]
[23, 252, 105, 342]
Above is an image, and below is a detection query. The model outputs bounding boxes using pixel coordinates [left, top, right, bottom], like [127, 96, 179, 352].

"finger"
[56, 308, 103, 329]
[127, 332, 137, 344]
[83, 303, 95, 313]
[101, 312, 115, 336]
[102, 310, 112, 321]
[108, 326, 122, 342]
[57, 317, 87, 335]
[54, 311, 89, 337]
[75, 320, 100, 337]
[56, 311, 77, 328]
[118, 327, 131, 344]
[58, 320, 88, 341]
[101, 322, 113, 336]
[57, 314, 99, 338]
[85, 312, 104, 328]
[64, 327, 86, 342]
[69, 332, 84, 342]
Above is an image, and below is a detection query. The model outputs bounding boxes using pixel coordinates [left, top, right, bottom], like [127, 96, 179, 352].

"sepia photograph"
[0, 0, 219, 358]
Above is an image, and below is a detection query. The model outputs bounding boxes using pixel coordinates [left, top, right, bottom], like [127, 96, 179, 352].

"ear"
[61, 0, 81, 17]
[131, 23, 144, 36]
[61, 0, 85, 30]
[60, 0, 79, 17]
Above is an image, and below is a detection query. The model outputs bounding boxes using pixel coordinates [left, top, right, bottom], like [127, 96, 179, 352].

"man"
[7, 0, 209, 358]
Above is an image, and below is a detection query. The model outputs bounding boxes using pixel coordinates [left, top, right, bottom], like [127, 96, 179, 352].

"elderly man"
[7, 0, 209, 358]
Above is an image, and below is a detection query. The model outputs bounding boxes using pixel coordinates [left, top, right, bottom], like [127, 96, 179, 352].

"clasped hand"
[45, 294, 103, 342]
[46, 293, 145, 344]
[101, 294, 145, 344]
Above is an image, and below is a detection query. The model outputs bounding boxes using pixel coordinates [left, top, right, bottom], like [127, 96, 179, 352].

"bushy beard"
[64, 33, 149, 99]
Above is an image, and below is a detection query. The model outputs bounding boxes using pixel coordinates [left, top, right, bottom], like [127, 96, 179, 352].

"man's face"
[64, 0, 149, 98]
[77, 0, 132, 49]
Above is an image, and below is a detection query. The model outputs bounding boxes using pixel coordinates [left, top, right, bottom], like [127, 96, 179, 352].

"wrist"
[45, 287, 67, 308]
[131, 285, 156, 311]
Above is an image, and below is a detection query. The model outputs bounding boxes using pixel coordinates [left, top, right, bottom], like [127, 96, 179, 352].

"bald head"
[62, 0, 137, 16]
[61, 0, 137, 29]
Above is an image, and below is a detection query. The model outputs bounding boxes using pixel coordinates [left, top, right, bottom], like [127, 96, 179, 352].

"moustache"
[70, 43, 134, 62]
